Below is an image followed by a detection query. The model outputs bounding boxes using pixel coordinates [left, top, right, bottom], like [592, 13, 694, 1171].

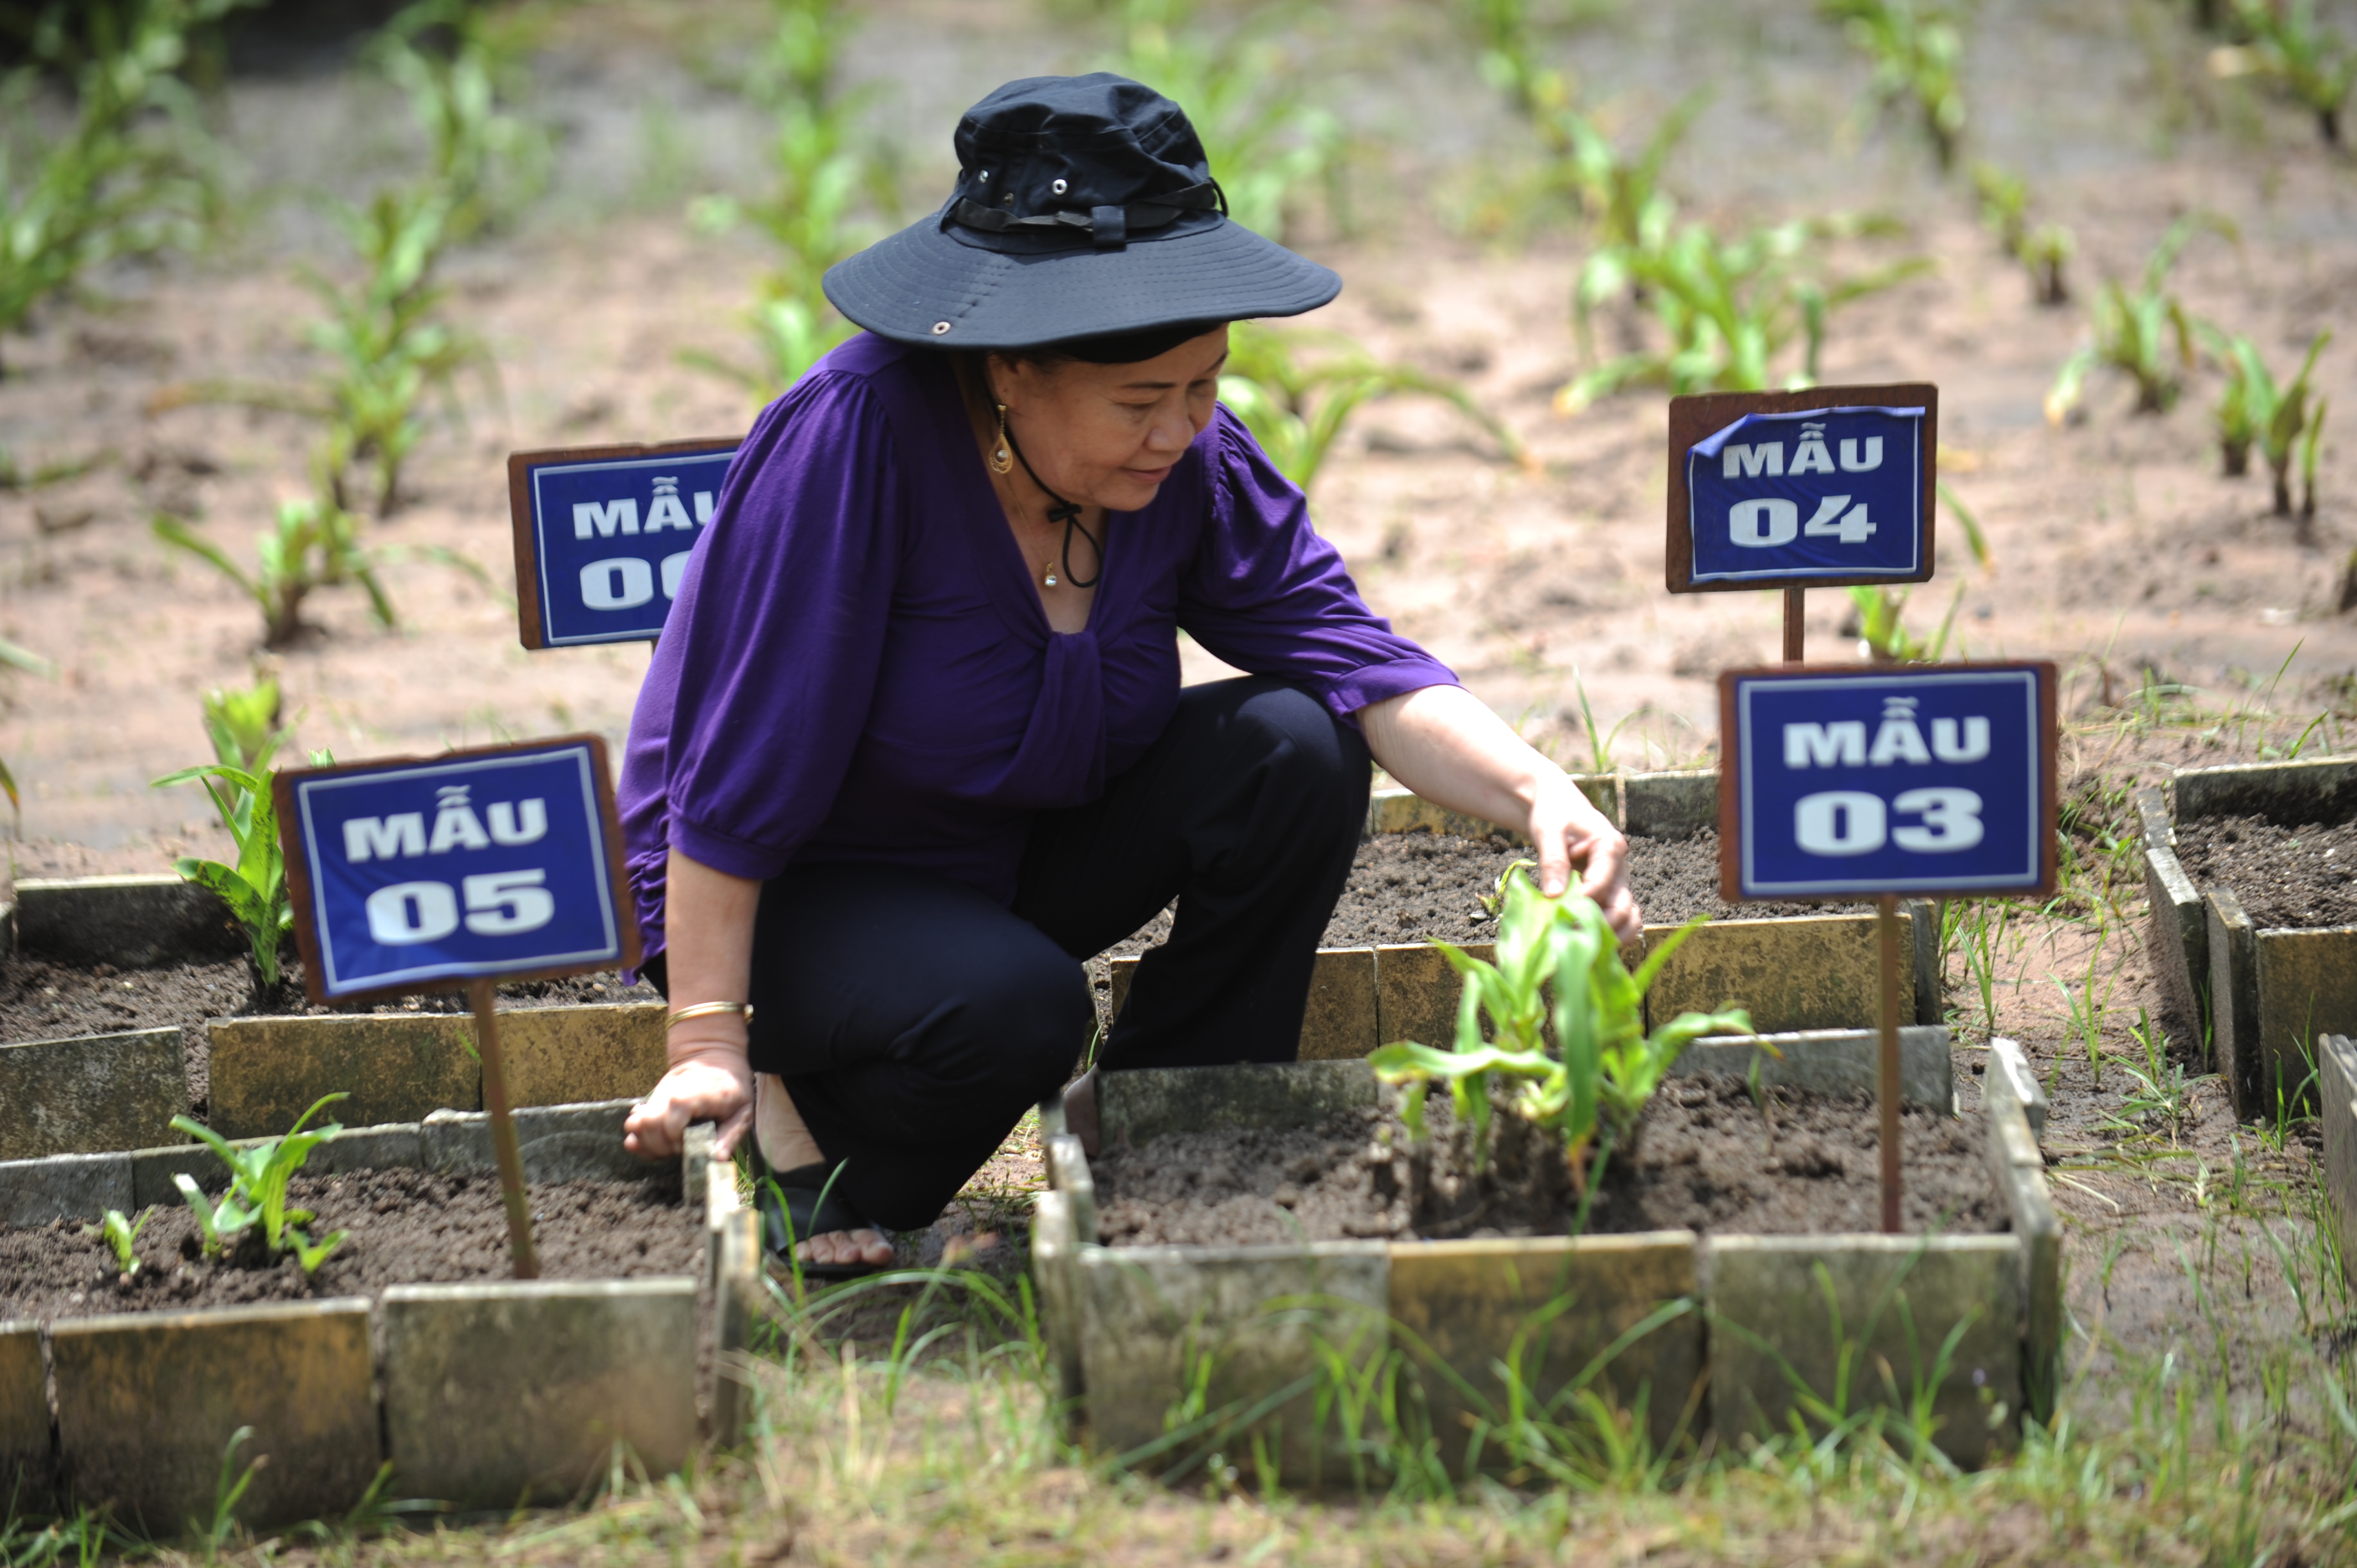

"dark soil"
[1093, 1074, 1999, 1247]
[0, 955, 661, 1117]
[0, 1167, 698, 1324]
[2174, 811, 2357, 929]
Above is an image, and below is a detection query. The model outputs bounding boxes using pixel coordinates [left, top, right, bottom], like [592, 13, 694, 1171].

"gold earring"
[989, 403, 1014, 476]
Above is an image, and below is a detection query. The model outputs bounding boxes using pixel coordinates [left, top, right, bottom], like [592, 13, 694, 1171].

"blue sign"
[1688, 406, 1926, 585]
[281, 739, 633, 999]
[514, 443, 737, 647]
[1725, 664, 2053, 899]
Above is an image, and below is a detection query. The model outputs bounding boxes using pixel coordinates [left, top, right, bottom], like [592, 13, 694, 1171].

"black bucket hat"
[824, 73, 1341, 352]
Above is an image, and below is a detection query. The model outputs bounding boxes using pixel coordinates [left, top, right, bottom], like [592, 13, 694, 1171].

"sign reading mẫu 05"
[1666, 384, 1938, 595]
[507, 439, 740, 648]
[274, 737, 641, 1280]
[1717, 664, 2057, 901]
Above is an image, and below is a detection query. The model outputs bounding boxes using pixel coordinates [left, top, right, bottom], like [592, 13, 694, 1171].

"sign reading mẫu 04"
[1666, 383, 1938, 597]
[507, 439, 740, 647]
[274, 737, 642, 1279]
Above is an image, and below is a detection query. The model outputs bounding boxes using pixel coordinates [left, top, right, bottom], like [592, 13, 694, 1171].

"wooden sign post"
[1718, 664, 2056, 1230]
[275, 737, 642, 1277]
[1666, 384, 1939, 663]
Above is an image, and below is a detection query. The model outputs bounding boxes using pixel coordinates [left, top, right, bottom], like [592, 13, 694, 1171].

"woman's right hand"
[624, 1042, 754, 1160]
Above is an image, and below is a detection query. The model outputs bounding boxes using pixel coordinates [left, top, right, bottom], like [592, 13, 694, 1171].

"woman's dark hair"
[977, 320, 1226, 373]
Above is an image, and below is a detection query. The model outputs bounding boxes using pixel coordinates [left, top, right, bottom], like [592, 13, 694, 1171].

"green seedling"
[1560, 214, 1929, 411]
[2302, 396, 2328, 524]
[1369, 867, 1751, 1219]
[2106, 1007, 2215, 1144]
[2211, 0, 2354, 147]
[83, 1207, 151, 1277]
[2046, 213, 2235, 423]
[2202, 326, 2329, 514]
[1219, 321, 1526, 496]
[173, 1172, 251, 1257]
[171, 1092, 351, 1273]
[0, 634, 53, 837]
[202, 677, 284, 774]
[152, 744, 291, 985]
[1847, 579, 1964, 663]
[1969, 163, 2072, 305]
[1821, 0, 1969, 173]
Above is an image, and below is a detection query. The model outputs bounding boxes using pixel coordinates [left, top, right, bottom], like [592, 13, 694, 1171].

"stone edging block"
[208, 1014, 480, 1140]
[50, 1297, 379, 1533]
[14, 875, 243, 970]
[1, 1321, 46, 1503]
[2174, 756, 2357, 823]
[500, 1003, 666, 1108]
[0, 1029, 185, 1162]
[1675, 1026, 1954, 1112]
[1622, 769, 1716, 840]
[2138, 786, 2208, 1043]
[380, 1278, 697, 1505]
[1981, 1074, 2060, 1420]
[1984, 1036, 2047, 1138]
[2321, 1035, 2357, 1290]
[1646, 913, 1914, 1039]
[422, 1100, 667, 1187]
[0, 1152, 130, 1227]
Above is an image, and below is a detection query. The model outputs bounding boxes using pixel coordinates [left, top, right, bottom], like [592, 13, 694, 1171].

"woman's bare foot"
[1062, 1069, 1099, 1158]
[756, 1074, 895, 1268]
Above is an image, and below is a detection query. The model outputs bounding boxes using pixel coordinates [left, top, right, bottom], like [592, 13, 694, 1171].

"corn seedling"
[1219, 321, 1526, 496]
[1847, 580, 1964, 663]
[83, 1206, 150, 1277]
[685, 0, 894, 403]
[0, 0, 256, 372]
[1969, 163, 2072, 305]
[1370, 867, 1750, 1219]
[0, 635, 53, 837]
[170, 1092, 351, 1273]
[1821, 0, 1969, 173]
[201, 676, 284, 773]
[154, 496, 390, 649]
[2202, 327, 2329, 515]
[2302, 395, 2328, 523]
[2211, 0, 2355, 147]
[1104, 0, 1341, 243]
[1561, 214, 1929, 411]
[2046, 213, 2234, 423]
[151, 739, 291, 986]
[173, 1172, 248, 1258]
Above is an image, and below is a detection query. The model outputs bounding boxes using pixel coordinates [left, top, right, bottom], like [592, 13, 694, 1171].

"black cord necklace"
[1000, 420, 1102, 590]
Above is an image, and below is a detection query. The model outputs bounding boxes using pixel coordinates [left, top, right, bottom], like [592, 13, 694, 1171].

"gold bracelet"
[666, 1000, 754, 1033]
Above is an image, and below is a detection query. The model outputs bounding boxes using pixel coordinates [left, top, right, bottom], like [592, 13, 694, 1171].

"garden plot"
[1035, 1045, 2055, 1478]
[2139, 755, 2357, 1116]
[1103, 775, 1942, 1061]
[0, 1117, 759, 1530]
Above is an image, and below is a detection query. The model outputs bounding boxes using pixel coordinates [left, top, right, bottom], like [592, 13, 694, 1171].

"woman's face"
[992, 325, 1229, 514]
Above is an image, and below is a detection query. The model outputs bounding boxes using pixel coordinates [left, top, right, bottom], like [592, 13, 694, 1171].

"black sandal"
[746, 1141, 892, 1281]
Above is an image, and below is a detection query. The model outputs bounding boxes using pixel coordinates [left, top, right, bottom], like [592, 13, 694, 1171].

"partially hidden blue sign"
[506, 439, 740, 648]
[1717, 663, 2056, 901]
[1687, 405, 1928, 585]
[274, 737, 641, 1003]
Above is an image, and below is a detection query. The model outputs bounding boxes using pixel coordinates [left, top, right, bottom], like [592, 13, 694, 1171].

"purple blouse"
[618, 332, 1457, 958]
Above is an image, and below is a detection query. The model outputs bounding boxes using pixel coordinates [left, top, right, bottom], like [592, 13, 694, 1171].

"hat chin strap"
[999, 419, 1100, 590]
[950, 178, 1225, 250]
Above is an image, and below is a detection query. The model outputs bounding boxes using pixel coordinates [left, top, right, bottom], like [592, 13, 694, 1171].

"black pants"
[686, 677, 1370, 1231]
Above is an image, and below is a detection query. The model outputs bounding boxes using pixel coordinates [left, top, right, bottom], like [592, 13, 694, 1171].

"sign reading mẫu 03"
[507, 439, 740, 648]
[1666, 383, 1938, 596]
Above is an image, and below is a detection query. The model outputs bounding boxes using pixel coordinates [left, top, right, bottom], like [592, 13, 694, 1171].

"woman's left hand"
[1526, 771, 1641, 941]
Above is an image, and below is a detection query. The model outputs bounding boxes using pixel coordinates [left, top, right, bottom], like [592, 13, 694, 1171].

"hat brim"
[824, 209, 1341, 350]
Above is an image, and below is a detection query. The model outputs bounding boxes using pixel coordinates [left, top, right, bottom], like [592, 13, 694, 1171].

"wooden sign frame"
[506, 437, 741, 649]
[1714, 660, 2058, 904]
[275, 735, 642, 1007]
[1665, 383, 1939, 595]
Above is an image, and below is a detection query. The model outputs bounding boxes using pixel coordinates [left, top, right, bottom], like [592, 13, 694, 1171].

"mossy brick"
[50, 1298, 378, 1531]
[1623, 770, 1717, 840]
[2321, 1036, 2357, 1288]
[14, 875, 243, 969]
[420, 1100, 663, 1187]
[0, 1322, 47, 1505]
[1707, 1235, 2023, 1468]
[0, 1028, 184, 1160]
[0, 1152, 130, 1226]
[380, 1279, 696, 1504]
[1079, 1241, 1388, 1481]
[2207, 888, 2265, 1118]
[1375, 942, 1495, 1051]
[1298, 947, 1378, 1061]
[500, 1003, 667, 1110]
[1644, 912, 1911, 1036]
[1095, 1059, 1376, 1150]
[208, 1014, 479, 1139]
[1387, 1233, 1703, 1472]
[2173, 755, 2357, 824]
[2252, 926, 2357, 1114]
[1672, 1026, 1953, 1111]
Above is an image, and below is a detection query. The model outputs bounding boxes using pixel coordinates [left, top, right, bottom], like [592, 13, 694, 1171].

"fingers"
[711, 1102, 754, 1161]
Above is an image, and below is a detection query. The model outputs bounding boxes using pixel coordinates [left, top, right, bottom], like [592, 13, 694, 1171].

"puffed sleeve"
[619, 370, 905, 920]
[1176, 406, 1458, 722]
